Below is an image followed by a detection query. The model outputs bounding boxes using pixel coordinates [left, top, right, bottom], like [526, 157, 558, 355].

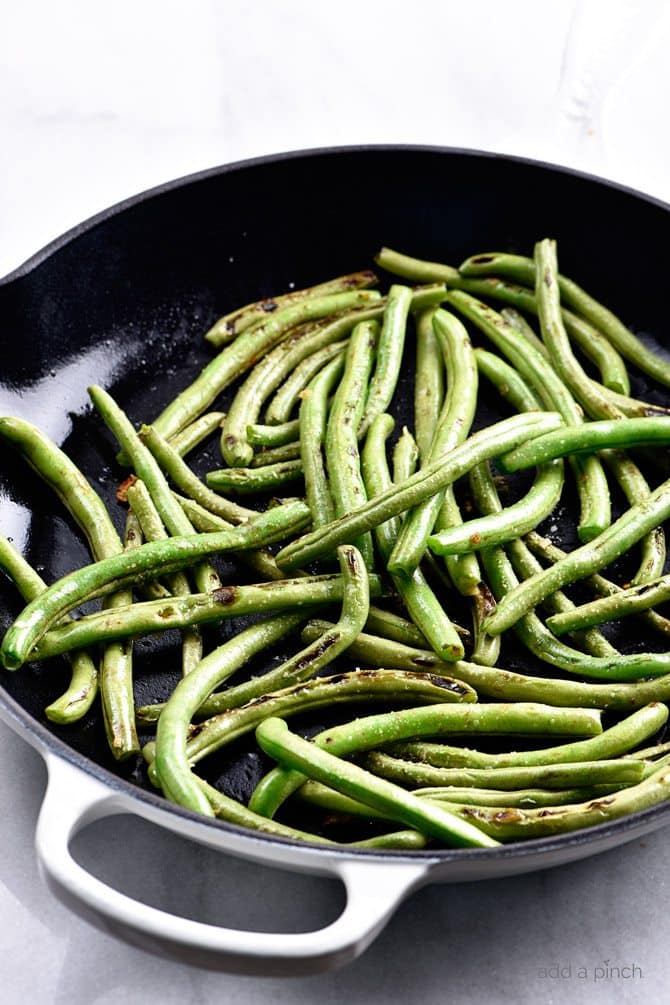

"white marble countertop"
[2, 2, 670, 1001]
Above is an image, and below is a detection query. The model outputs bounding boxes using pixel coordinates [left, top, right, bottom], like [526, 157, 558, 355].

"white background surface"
[2, 1, 670, 1001]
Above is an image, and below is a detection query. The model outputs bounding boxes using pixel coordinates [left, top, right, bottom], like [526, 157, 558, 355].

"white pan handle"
[35, 754, 429, 975]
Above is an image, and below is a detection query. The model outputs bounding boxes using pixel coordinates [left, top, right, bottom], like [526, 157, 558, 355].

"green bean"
[459, 250, 670, 389]
[500, 308, 550, 361]
[247, 419, 301, 448]
[378, 247, 631, 397]
[365, 752, 645, 790]
[525, 530, 670, 637]
[428, 460, 564, 556]
[140, 654, 474, 728]
[389, 309, 479, 575]
[89, 386, 221, 595]
[452, 273, 666, 414]
[630, 740, 670, 761]
[483, 476, 670, 637]
[392, 426, 419, 484]
[472, 354, 617, 657]
[299, 353, 345, 529]
[501, 303, 631, 397]
[248, 442, 301, 467]
[0, 534, 58, 602]
[296, 783, 395, 820]
[296, 780, 623, 819]
[197, 775, 331, 843]
[325, 320, 379, 568]
[0, 417, 124, 560]
[444, 758, 670, 841]
[171, 670, 477, 777]
[413, 785, 622, 807]
[97, 517, 139, 758]
[153, 613, 306, 814]
[0, 416, 137, 752]
[127, 481, 203, 675]
[29, 571, 382, 661]
[138, 423, 255, 527]
[151, 290, 382, 443]
[468, 459, 617, 660]
[391, 703, 668, 769]
[206, 458, 303, 495]
[534, 240, 641, 431]
[127, 478, 170, 541]
[507, 543, 615, 658]
[218, 286, 443, 477]
[358, 284, 412, 436]
[219, 317, 352, 465]
[204, 270, 379, 348]
[201, 773, 425, 848]
[362, 413, 465, 661]
[375, 247, 460, 285]
[265, 342, 346, 426]
[189, 545, 370, 713]
[548, 575, 670, 636]
[476, 350, 543, 411]
[249, 702, 602, 820]
[445, 290, 610, 542]
[168, 412, 225, 458]
[364, 607, 430, 647]
[600, 449, 666, 586]
[502, 416, 670, 472]
[276, 411, 563, 571]
[255, 718, 499, 848]
[483, 535, 670, 679]
[469, 582, 500, 667]
[354, 830, 429, 850]
[414, 309, 445, 462]
[172, 494, 288, 582]
[0, 500, 310, 668]
[0, 534, 98, 722]
[300, 624, 670, 710]
[474, 355, 616, 650]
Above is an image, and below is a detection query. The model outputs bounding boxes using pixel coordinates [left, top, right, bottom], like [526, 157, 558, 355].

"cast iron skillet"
[1, 146, 670, 976]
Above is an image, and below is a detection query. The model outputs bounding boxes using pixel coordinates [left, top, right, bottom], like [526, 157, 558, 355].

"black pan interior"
[1, 147, 669, 844]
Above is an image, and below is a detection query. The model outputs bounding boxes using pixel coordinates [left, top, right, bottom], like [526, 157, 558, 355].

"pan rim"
[2, 142, 670, 865]
[1, 142, 669, 288]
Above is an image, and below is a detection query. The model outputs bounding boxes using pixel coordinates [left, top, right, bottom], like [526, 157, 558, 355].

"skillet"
[1, 145, 670, 976]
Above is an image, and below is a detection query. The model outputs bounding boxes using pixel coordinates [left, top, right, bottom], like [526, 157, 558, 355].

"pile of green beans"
[3, 240, 670, 851]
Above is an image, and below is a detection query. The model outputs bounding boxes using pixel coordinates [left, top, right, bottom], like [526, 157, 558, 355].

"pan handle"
[35, 754, 430, 975]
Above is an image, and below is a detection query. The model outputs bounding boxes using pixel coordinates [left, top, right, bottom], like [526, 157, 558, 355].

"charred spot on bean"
[345, 549, 359, 573]
[261, 300, 278, 313]
[157, 606, 177, 619]
[325, 673, 348, 685]
[293, 636, 340, 670]
[477, 582, 497, 616]
[411, 656, 439, 668]
[214, 586, 239, 605]
[493, 809, 523, 823]
[586, 798, 615, 811]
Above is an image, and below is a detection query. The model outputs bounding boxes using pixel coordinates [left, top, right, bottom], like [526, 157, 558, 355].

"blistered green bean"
[255, 718, 499, 848]
[276, 411, 563, 571]
[265, 341, 346, 426]
[168, 412, 225, 458]
[325, 320, 378, 568]
[204, 270, 379, 348]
